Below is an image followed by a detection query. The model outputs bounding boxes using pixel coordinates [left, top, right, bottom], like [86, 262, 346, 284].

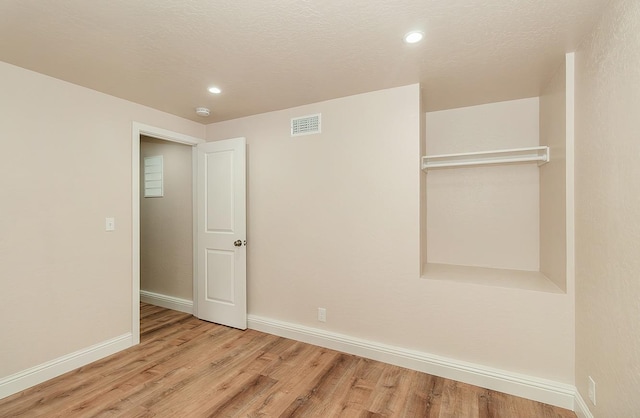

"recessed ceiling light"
[208, 87, 222, 94]
[403, 31, 424, 44]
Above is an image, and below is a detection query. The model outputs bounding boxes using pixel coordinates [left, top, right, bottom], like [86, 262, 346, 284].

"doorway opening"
[131, 122, 204, 345]
[139, 135, 194, 313]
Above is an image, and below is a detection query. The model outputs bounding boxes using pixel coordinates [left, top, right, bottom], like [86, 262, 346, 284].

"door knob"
[234, 240, 242, 247]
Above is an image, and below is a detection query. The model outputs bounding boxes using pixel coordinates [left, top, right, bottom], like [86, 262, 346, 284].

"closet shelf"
[421, 146, 549, 171]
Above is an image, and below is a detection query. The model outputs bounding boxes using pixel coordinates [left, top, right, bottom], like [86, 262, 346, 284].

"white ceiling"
[0, 0, 611, 123]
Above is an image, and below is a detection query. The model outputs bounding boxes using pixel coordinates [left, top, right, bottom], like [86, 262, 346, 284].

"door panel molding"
[195, 138, 247, 330]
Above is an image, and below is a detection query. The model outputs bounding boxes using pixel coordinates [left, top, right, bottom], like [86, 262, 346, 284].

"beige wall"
[538, 53, 576, 381]
[575, 0, 640, 415]
[425, 98, 540, 271]
[140, 136, 193, 300]
[0, 61, 204, 378]
[206, 85, 574, 383]
[539, 60, 569, 292]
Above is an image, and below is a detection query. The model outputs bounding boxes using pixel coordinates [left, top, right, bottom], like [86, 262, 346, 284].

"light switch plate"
[105, 217, 115, 231]
[588, 376, 596, 405]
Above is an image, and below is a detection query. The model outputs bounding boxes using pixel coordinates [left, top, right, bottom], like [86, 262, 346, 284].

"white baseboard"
[574, 391, 594, 418]
[248, 315, 576, 410]
[0, 333, 132, 400]
[140, 290, 193, 314]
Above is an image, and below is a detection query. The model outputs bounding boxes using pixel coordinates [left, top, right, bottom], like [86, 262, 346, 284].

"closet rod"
[421, 146, 549, 171]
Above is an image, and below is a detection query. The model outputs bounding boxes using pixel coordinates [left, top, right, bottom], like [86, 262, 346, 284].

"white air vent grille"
[291, 113, 321, 137]
[144, 155, 164, 197]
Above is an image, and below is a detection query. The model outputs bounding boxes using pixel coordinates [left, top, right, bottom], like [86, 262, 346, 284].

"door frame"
[131, 122, 205, 345]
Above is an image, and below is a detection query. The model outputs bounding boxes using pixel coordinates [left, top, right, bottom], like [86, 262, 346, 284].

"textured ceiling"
[0, 0, 611, 123]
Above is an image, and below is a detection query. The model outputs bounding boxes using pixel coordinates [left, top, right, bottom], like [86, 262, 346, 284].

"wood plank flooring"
[0, 303, 577, 417]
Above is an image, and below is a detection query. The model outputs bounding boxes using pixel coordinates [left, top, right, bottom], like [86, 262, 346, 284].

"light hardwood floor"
[0, 303, 577, 417]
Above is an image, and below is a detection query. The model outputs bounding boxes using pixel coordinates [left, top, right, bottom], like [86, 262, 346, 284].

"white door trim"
[131, 122, 204, 345]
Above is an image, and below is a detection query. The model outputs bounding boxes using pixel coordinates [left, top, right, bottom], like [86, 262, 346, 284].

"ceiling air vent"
[291, 113, 321, 137]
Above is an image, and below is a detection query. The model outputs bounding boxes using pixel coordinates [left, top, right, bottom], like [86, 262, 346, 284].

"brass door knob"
[234, 240, 242, 247]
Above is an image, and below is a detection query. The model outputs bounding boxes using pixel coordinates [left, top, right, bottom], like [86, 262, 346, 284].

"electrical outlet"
[317, 308, 326, 322]
[588, 376, 596, 405]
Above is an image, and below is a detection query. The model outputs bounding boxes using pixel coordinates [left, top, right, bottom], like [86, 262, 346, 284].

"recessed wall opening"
[420, 55, 573, 294]
[131, 122, 204, 345]
[139, 136, 194, 308]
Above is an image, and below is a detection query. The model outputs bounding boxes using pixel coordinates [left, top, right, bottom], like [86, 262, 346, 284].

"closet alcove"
[420, 58, 572, 294]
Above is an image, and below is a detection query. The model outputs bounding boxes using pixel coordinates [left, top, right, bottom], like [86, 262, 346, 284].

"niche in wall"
[421, 57, 572, 293]
[426, 98, 541, 269]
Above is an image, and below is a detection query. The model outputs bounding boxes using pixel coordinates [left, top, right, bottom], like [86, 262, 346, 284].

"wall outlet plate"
[317, 308, 326, 322]
[588, 376, 596, 405]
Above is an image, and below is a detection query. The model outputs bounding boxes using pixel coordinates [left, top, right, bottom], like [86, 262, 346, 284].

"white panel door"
[196, 138, 246, 329]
